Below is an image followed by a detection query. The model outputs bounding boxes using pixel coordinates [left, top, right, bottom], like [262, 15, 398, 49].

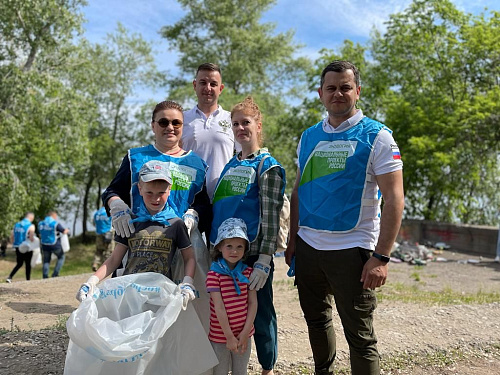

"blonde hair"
[231, 96, 264, 146]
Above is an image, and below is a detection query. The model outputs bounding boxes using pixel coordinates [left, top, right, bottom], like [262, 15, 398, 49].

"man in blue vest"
[7, 212, 36, 283]
[285, 60, 405, 375]
[92, 206, 113, 271]
[39, 210, 70, 279]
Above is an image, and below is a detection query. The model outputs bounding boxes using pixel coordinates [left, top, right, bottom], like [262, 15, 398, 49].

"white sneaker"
[6, 278, 12, 283]
[495, 256, 500, 263]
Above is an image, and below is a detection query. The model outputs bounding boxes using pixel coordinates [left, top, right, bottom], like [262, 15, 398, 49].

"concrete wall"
[398, 220, 499, 257]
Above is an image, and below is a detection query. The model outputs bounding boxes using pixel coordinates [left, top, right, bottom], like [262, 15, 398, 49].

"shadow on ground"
[5, 301, 74, 315]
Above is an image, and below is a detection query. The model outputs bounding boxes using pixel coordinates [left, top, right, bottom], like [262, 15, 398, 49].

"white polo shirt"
[182, 105, 240, 200]
[296, 110, 403, 251]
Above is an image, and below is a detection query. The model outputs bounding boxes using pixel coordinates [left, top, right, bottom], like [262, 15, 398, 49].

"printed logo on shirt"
[218, 120, 231, 133]
[390, 144, 401, 160]
[128, 230, 173, 252]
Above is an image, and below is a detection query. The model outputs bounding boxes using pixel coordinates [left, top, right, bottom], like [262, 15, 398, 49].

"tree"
[370, 0, 500, 224]
[161, 0, 309, 101]
[269, 42, 375, 193]
[65, 25, 165, 239]
[0, 0, 91, 237]
[160, 0, 311, 197]
[0, 1, 164, 239]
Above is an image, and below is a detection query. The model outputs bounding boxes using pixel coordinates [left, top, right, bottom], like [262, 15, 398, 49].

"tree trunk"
[81, 173, 94, 243]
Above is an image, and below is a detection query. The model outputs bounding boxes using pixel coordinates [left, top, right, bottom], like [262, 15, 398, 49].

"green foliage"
[162, 0, 308, 98]
[66, 26, 165, 235]
[370, 0, 500, 224]
[0, 1, 164, 237]
[0, 0, 92, 235]
[162, 0, 311, 195]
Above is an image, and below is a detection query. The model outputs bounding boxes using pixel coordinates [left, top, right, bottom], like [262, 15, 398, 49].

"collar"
[209, 258, 249, 295]
[323, 109, 364, 133]
[237, 147, 268, 161]
[195, 105, 221, 119]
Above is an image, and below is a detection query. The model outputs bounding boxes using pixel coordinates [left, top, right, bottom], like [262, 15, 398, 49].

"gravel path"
[1, 251, 499, 374]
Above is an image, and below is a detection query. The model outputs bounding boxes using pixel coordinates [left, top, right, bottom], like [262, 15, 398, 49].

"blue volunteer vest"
[13, 218, 32, 247]
[298, 117, 389, 232]
[210, 152, 285, 244]
[94, 207, 112, 235]
[128, 145, 207, 217]
[39, 216, 58, 245]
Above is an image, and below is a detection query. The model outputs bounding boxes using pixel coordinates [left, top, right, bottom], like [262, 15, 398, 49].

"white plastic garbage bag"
[31, 247, 42, 268]
[64, 272, 218, 375]
[171, 227, 211, 334]
[19, 235, 40, 254]
[60, 233, 70, 252]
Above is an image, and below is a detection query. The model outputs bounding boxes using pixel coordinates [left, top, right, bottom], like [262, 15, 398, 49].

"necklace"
[166, 147, 183, 156]
[155, 143, 183, 156]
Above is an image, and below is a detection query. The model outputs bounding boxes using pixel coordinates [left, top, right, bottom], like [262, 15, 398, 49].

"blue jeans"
[244, 254, 278, 371]
[42, 246, 65, 278]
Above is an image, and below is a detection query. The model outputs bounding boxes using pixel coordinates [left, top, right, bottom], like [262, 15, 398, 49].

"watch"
[372, 252, 390, 263]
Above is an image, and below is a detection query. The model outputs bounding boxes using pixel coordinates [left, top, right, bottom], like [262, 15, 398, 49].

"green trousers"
[295, 235, 380, 375]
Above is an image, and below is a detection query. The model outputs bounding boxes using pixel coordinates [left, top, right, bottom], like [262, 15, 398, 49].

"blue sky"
[81, 0, 498, 104]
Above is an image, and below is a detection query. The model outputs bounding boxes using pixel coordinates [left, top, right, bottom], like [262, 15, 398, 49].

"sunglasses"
[154, 118, 183, 129]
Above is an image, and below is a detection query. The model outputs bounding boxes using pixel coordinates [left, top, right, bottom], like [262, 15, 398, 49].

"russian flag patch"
[391, 144, 401, 160]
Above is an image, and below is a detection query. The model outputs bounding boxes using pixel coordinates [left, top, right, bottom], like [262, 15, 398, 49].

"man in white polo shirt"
[182, 63, 240, 238]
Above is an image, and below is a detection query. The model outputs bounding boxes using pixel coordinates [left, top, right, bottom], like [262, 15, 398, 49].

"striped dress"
[206, 267, 254, 343]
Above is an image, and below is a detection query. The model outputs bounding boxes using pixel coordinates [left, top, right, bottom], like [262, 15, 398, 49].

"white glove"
[179, 275, 196, 308]
[182, 209, 199, 237]
[109, 198, 135, 238]
[249, 254, 272, 291]
[76, 275, 99, 302]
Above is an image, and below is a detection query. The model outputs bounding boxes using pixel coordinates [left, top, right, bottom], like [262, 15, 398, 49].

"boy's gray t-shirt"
[115, 217, 191, 278]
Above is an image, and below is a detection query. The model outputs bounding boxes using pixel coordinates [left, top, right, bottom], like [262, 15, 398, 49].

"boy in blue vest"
[76, 160, 196, 304]
[39, 211, 70, 279]
[92, 206, 114, 271]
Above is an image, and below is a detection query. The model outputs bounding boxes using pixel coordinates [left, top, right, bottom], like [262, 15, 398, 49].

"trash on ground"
[434, 242, 451, 250]
[391, 241, 433, 265]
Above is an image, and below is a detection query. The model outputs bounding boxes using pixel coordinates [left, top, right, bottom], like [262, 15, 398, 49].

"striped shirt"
[206, 267, 254, 343]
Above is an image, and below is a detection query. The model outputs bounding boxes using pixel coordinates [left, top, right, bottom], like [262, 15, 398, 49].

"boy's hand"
[179, 276, 195, 307]
[182, 209, 198, 236]
[249, 254, 272, 291]
[76, 275, 99, 302]
[109, 199, 134, 238]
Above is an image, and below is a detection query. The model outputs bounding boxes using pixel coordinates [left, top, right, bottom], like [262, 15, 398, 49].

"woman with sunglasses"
[102, 100, 210, 239]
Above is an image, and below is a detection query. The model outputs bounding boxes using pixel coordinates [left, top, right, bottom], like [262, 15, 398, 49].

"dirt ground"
[0, 249, 499, 374]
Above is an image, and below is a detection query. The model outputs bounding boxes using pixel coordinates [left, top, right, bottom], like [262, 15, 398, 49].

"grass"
[50, 314, 70, 331]
[255, 342, 500, 375]
[0, 234, 96, 281]
[377, 282, 500, 305]
[1, 314, 70, 335]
